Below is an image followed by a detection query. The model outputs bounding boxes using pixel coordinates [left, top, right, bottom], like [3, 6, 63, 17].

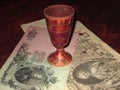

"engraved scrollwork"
[27, 29, 37, 40]
[1, 42, 58, 90]
[67, 58, 120, 90]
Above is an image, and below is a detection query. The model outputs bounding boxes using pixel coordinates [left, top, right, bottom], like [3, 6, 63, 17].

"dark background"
[0, 0, 120, 68]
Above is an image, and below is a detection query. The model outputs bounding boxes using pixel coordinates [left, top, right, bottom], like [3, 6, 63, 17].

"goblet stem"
[57, 48, 64, 52]
[48, 48, 72, 67]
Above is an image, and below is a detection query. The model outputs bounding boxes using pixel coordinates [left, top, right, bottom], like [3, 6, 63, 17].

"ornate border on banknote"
[67, 31, 120, 90]
[0, 19, 77, 90]
[0, 29, 58, 90]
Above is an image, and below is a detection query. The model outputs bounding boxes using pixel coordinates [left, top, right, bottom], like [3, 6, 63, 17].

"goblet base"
[48, 50, 72, 67]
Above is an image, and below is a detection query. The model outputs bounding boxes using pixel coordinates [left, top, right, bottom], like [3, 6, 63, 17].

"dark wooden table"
[0, 0, 120, 68]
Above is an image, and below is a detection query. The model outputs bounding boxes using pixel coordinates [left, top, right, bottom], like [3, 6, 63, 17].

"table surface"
[0, 0, 120, 68]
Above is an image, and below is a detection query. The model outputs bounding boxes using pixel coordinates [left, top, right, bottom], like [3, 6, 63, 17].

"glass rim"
[44, 4, 75, 18]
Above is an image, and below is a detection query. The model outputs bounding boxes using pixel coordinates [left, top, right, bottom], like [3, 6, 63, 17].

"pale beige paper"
[65, 22, 120, 90]
[0, 19, 78, 90]
[21, 18, 47, 32]
[21, 19, 120, 90]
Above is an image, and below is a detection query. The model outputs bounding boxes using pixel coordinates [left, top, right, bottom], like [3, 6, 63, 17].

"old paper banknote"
[0, 24, 78, 90]
[66, 22, 120, 90]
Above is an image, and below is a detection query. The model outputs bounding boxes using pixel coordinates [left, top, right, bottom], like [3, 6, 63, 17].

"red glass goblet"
[44, 4, 75, 67]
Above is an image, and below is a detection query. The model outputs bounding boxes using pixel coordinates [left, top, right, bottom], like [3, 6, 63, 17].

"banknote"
[0, 24, 78, 90]
[66, 22, 120, 90]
